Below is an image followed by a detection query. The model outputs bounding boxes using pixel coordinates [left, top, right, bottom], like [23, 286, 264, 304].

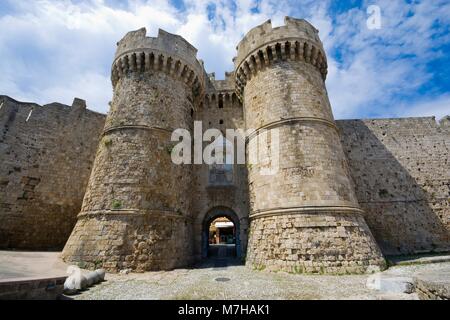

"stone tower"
[235, 17, 385, 274]
[62, 28, 204, 271]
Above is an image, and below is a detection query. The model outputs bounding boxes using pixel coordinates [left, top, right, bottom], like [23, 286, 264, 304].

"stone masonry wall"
[63, 27, 203, 272]
[62, 71, 196, 272]
[337, 117, 450, 255]
[192, 75, 250, 261]
[247, 212, 384, 274]
[0, 96, 105, 249]
[235, 17, 385, 274]
[2, 18, 449, 274]
[244, 62, 358, 210]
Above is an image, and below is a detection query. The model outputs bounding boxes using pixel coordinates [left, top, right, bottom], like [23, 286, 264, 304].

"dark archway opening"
[201, 207, 241, 260]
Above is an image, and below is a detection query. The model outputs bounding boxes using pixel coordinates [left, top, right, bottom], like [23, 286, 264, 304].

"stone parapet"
[233, 17, 328, 100]
[111, 28, 205, 101]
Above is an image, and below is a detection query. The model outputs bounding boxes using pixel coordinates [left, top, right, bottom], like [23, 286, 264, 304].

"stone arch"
[201, 206, 242, 259]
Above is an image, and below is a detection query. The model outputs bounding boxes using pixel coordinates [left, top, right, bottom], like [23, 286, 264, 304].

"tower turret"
[235, 17, 385, 273]
[62, 28, 204, 272]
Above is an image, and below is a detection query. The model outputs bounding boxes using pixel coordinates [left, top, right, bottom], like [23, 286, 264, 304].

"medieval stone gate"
[201, 206, 242, 259]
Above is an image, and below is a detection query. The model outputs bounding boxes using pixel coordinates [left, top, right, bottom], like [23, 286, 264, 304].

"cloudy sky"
[0, 0, 449, 119]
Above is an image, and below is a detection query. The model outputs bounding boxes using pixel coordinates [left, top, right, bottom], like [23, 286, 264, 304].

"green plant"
[94, 260, 103, 269]
[254, 264, 266, 271]
[103, 137, 113, 147]
[292, 265, 305, 274]
[319, 266, 325, 274]
[112, 199, 122, 209]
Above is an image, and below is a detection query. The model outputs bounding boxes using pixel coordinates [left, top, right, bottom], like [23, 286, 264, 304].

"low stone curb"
[387, 254, 450, 267]
[413, 274, 450, 300]
[0, 276, 67, 300]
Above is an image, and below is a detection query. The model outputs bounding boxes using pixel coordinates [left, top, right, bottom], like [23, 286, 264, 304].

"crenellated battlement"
[0, 95, 102, 118]
[204, 91, 239, 108]
[206, 71, 235, 92]
[115, 28, 198, 60]
[111, 28, 205, 96]
[233, 17, 328, 100]
[203, 71, 239, 107]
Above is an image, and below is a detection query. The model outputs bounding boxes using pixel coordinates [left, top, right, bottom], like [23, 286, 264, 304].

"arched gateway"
[201, 207, 242, 259]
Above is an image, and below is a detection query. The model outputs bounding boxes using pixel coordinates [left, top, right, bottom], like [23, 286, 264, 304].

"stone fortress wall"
[234, 17, 384, 273]
[192, 72, 249, 261]
[337, 117, 450, 255]
[0, 96, 105, 249]
[0, 17, 448, 273]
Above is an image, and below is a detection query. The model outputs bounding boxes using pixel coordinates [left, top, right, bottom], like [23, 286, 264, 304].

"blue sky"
[0, 0, 449, 119]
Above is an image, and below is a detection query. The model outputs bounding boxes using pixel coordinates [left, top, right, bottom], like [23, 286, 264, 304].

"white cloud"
[0, 0, 183, 112]
[319, 0, 450, 119]
[40, 73, 112, 112]
[395, 94, 450, 120]
[0, 0, 448, 120]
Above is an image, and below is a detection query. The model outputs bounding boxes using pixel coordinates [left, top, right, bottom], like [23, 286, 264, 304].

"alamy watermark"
[367, 5, 382, 30]
[170, 121, 279, 175]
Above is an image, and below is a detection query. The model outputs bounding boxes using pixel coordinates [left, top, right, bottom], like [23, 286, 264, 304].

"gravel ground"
[69, 260, 450, 300]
